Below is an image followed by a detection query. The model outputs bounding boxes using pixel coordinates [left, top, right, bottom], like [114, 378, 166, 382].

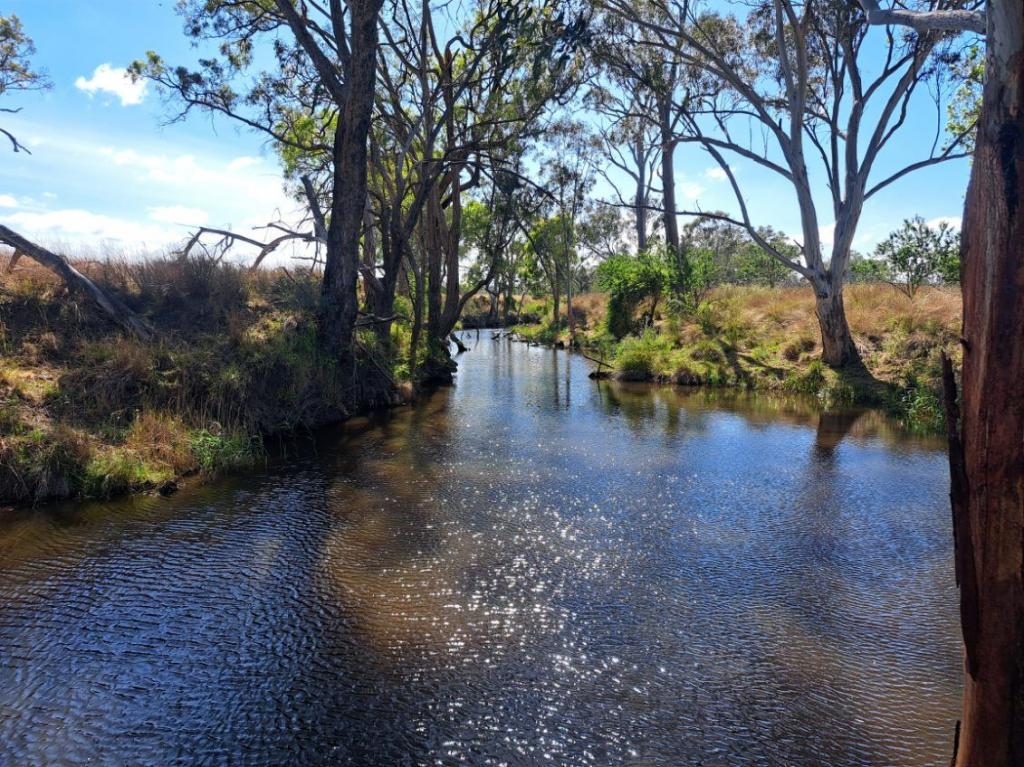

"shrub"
[690, 340, 724, 363]
[614, 330, 676, 379]
[901, 384, 944, 432]
[875, 216, 960, 298]
[784, 359, 829, 395]
[596, 250, 671, 338]
[190, 429, 259, 474]
[694, 301, 721, 335]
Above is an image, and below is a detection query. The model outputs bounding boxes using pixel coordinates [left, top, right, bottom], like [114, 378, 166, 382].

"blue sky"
[0, 0, 971, 261]
[1, 0, 301, 258]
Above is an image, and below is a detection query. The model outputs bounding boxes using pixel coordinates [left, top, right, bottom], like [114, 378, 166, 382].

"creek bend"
[0, 332, 960, 766]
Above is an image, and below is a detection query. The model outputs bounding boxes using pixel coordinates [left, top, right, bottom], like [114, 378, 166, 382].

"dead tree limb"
[178, 224, 321, 271]
[449, 333, 469, 354]
[579, 350, 611, 371]
[4, 248, 23, 274]
[0, 225, 151, 340]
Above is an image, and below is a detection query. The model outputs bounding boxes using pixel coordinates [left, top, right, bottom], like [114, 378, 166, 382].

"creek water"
[0, 332, 961, 766]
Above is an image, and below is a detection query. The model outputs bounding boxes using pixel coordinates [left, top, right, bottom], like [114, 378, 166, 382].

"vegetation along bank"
[0, 257, 406, 507]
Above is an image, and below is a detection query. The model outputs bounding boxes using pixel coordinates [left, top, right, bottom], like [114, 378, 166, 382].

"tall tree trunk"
[424, 192, 444, 348]
[551, 276, 561, 329]
[406, 249, 424, 382]
[657, 96, 679, 256]
[566, 262, 575, 335]
[319, 0, 380, 360]
[950, 9, 1024, 765]
[487, 288, 498, 324]
[810, 272, 859, 368]
[635, 135, 648, 252]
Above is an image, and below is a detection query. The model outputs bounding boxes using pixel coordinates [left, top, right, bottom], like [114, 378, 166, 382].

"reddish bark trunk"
[950, 11, 1024, 765]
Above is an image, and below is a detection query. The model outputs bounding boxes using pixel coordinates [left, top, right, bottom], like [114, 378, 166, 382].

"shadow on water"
[0, 332, 960, 766]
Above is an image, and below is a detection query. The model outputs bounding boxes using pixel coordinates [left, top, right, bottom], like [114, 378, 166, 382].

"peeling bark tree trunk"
[0, 225, 150, 340]
[811, 276, 859, 368]
[948, 9, 1024, 765]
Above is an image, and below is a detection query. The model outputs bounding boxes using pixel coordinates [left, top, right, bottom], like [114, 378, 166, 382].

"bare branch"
[856, 0, 986, 34]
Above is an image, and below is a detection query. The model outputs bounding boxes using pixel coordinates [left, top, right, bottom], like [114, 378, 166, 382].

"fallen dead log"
[449, 333, 469, 354]
[579, 350, 612, 372]
[0, 225, 151, 340]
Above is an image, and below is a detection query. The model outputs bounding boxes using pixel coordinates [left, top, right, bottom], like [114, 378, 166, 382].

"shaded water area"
[0, 332, 961, 766]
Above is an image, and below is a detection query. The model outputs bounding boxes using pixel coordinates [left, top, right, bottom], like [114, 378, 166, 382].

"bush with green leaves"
[596, 249, 672, 338]
[875, 216, 960, 298]
[848, 254, 890, 283]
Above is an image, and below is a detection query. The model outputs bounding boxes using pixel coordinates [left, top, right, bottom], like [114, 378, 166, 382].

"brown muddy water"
[0, 332, 960, 766]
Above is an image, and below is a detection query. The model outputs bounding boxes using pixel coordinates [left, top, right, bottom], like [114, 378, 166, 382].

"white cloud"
[0, 194, 18, 208]
[1, 124, 308, 265]
[1, 208, 178, 246]
[703, 166, 735, 181]
[677, 179, 705, 201]
[75, 64, 148, 106]
[96, 146, 288, 214]
[148, 205, 209, 225]
[927, 216, 961, 231]
[228, 156, 261, 171]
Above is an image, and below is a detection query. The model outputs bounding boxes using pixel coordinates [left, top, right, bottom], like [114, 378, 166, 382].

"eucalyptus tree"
[592, 10, 692, 259]
[540, 124, 596, 333]
[598, 0, 972, 368]
[857, 2, 1023, 765]
[0, 13, 49, 154]
[134, 0, 385, 361]
[462, 167, 539, 325]
[367, 0, 586, 366]
[586, 71, 662, 252]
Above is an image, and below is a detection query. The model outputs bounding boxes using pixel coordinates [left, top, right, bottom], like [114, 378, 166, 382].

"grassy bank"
[512, 284, 961, 431]
[1, 256, 400, 506]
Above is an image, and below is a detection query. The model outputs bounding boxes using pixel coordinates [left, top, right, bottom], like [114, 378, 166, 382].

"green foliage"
[0, 14, 49, 96]
[674, 247, 719, 308]
[900, 382, 944, 433]
[693, 300, 721, 335]
[848, 255, 890, 284]
[732, 239, 795, 287]
[614, 330, 676, 378]
[595, 249, 671, 338]
[189, 429, 258, 474]
[82, 453, 166, 499]
[947, 45, 983, 154]
[784, 360, 829, 395]
[875, 216, 960, 298]
[514, 321, 561, 345]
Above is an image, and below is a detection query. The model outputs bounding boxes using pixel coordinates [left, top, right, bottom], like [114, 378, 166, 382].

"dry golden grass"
[124, 412, 196, 475]
[715, 283, 961, 341]
[0, 253, 343, 505]
[569, 292, 607, 330]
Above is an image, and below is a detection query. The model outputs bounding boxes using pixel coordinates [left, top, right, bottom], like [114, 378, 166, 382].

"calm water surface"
[0, 333, 961, 766]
